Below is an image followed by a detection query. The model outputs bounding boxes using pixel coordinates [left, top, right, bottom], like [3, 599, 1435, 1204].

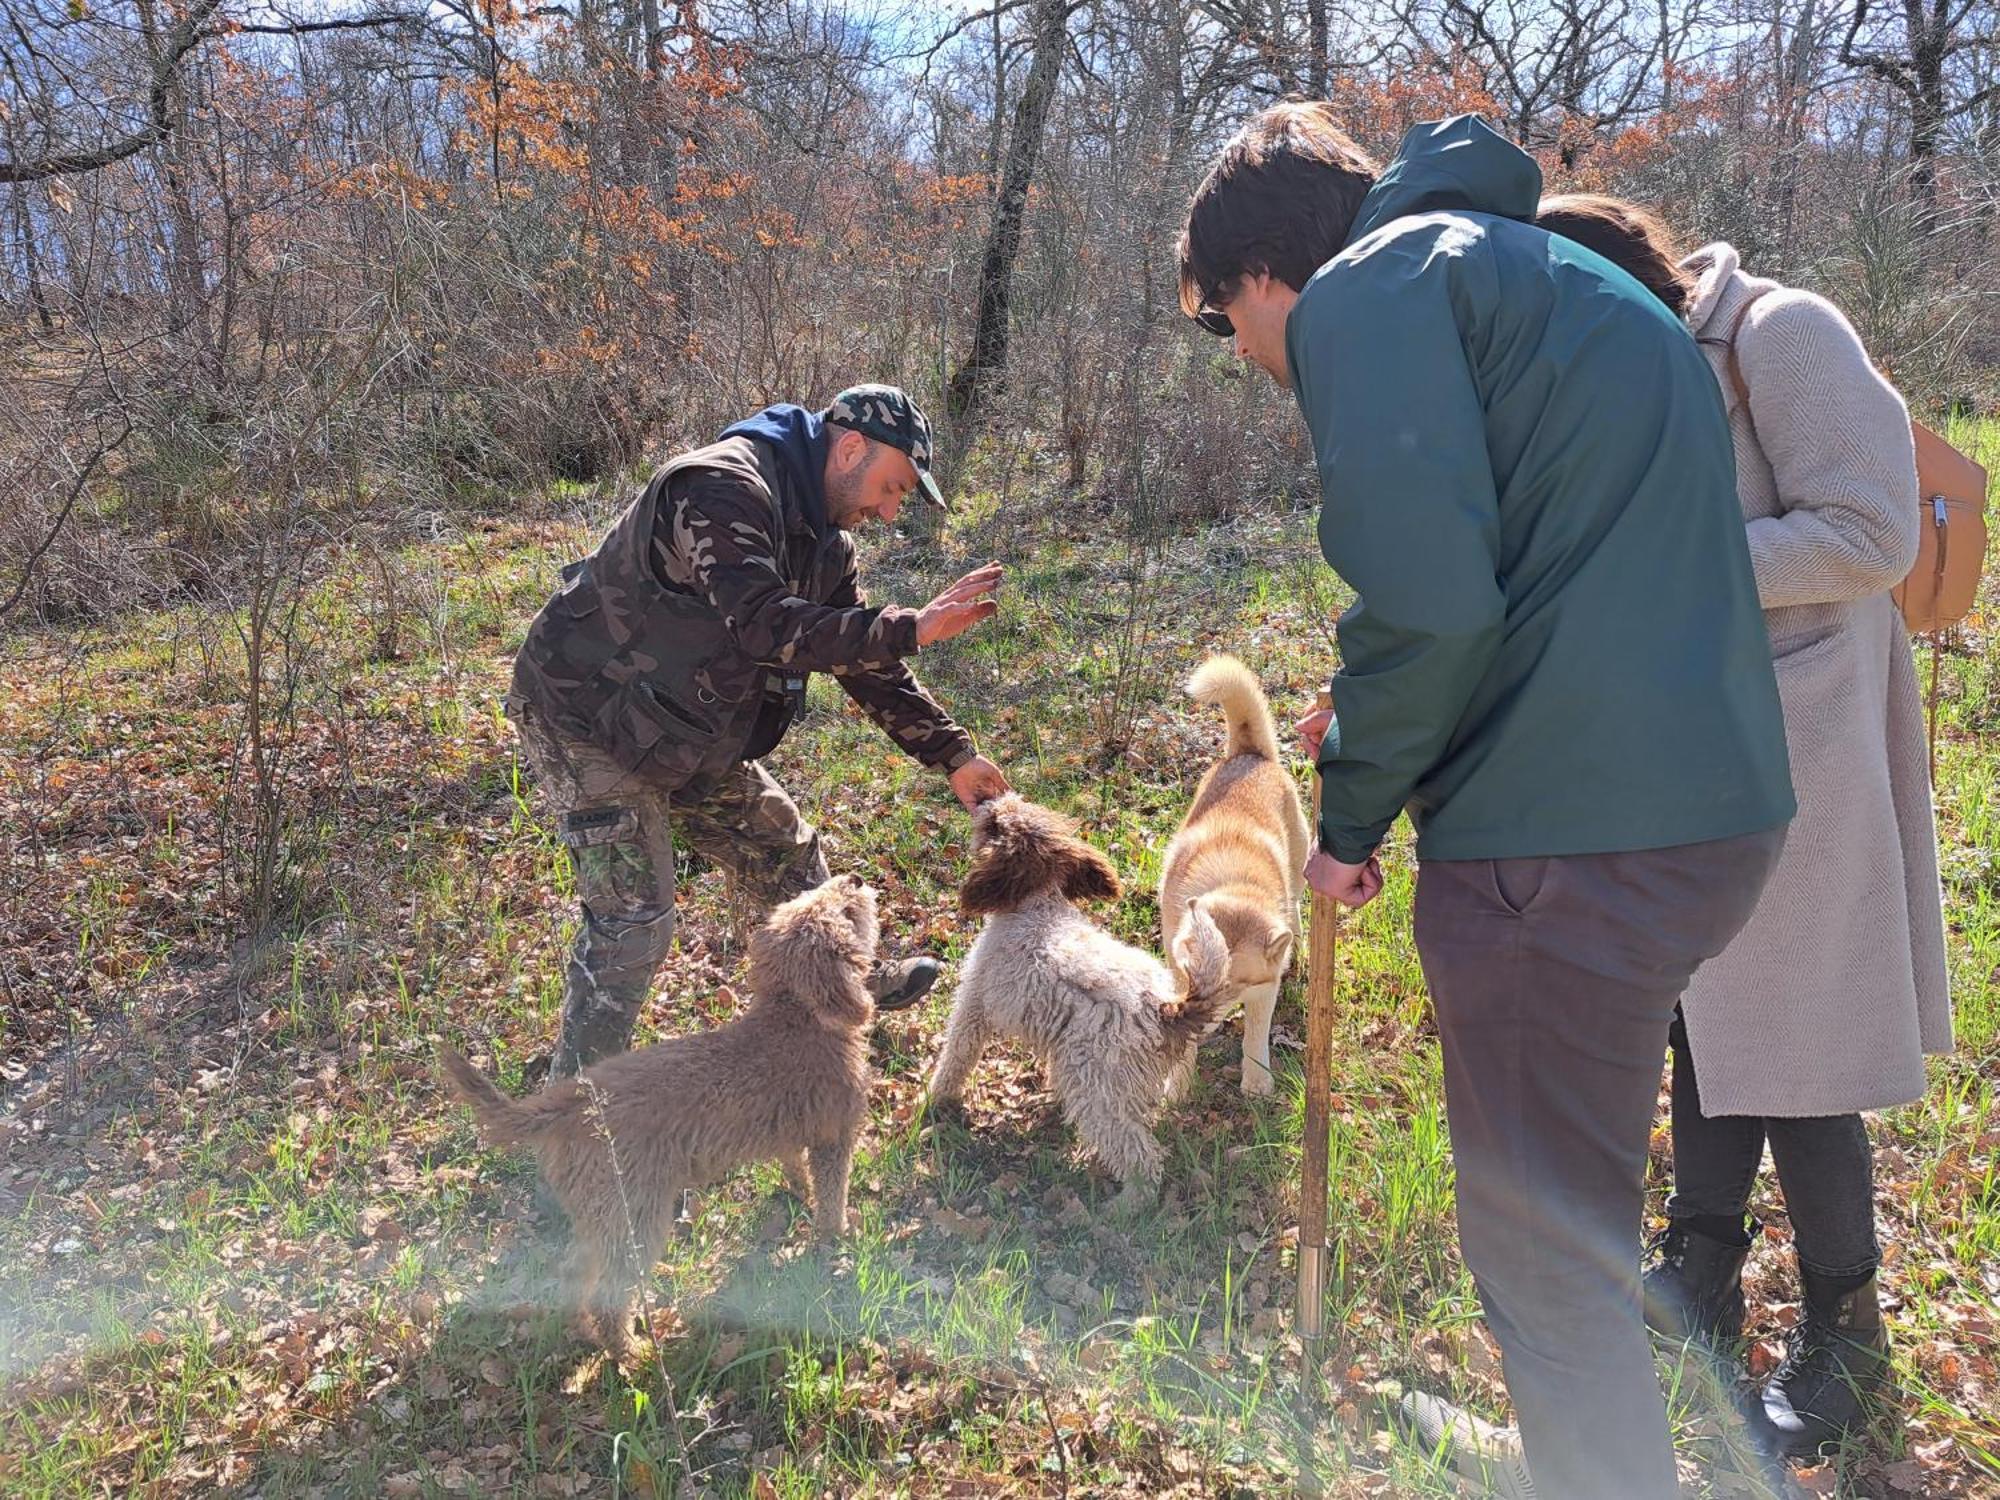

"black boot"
[1642, 1219, 1749, 1345]
[1749, 1269, 1889, 1456]
[869, 955, 940, 1013]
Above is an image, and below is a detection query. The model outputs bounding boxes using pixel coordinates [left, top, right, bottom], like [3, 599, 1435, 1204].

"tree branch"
[209, 10, 428, 37]
[0, 417, 134, 624]
[890, 0, 1039, 65]
[0, 0, 225, 184]
[1837, 0, 1918, 96]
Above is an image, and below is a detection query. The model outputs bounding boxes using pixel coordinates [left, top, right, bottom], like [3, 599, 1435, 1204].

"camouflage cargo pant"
[509, 702, 828, 1078]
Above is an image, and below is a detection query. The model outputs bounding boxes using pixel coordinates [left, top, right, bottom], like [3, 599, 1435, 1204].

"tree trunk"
[641, 0, 664, 77]
[947, 0, 1070, 422]
[1908, 0, 1945, 213]
[134, 0, 220, 392]
[986, 0, 1006, 193]
[12, 183, 54, 330]
[1773, 0, 1820, 250]
[1307, 0, 1329, 95]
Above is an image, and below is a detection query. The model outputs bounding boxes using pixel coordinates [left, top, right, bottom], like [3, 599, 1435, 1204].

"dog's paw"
[922, 1096, 971, 1132]
[810, 1219, 857, 1261]
[608, 1331, 653, 1368]
[1239, 1064, 1276, 1097]
[595, 1310, 653, 1366]
[1108, 1180, 1159, 1221]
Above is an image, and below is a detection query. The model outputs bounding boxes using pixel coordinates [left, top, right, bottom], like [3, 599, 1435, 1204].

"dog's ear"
[838, 877, 881, 950]
[960, 804, 1060, 916]
[961, 798, 1119, 915]
[1059, 839, 1121, 904]
[1264, 929, 1295, 970]
[960, 835, 1057, 916]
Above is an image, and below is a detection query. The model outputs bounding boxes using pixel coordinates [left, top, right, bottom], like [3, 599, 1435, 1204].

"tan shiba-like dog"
[1160, 655, 1309, 1095]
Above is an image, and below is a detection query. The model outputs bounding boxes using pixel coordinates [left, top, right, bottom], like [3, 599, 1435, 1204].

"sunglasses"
[1193, 305, 1235, 337]
[1188, 276, 1236, 337]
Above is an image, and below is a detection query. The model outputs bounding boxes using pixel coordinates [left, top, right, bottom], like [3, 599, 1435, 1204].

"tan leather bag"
[1722, 289, 1991, 776]
[1895, 421, 1989, 635]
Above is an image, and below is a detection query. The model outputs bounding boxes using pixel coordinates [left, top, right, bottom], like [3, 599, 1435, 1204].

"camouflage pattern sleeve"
[652, 467, 921, 672]
[825, 545, 978, 772]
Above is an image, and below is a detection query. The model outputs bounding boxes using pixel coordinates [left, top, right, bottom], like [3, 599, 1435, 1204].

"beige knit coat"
[1676, 242, 1953, 1117]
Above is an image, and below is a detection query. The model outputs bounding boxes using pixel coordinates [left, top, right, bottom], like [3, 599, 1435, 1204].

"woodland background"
[2, 1, 1997, 1497]
[3, 0, 1998, 630]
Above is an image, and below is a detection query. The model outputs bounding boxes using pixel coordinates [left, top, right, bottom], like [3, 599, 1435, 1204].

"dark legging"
[1665, 1010, 1881, 1278]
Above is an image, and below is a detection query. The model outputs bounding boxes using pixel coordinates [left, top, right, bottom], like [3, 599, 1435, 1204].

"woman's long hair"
[1534, 193, 1695, 319]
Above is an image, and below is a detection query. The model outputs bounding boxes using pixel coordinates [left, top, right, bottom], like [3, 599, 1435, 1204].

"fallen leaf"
[1882, 1459, 1928, 1493]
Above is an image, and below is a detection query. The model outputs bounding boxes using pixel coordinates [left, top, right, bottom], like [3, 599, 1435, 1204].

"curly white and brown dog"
[927, 794, 1231, 1214]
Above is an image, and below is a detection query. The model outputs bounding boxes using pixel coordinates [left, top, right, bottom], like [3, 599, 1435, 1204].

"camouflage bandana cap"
[825, 384, 948, 511]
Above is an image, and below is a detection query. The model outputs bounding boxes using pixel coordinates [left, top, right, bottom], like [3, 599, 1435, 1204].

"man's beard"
[824, 467, 862, 528]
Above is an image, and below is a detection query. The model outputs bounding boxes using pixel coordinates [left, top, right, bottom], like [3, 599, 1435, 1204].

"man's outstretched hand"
[916, 563, 1004, 647]
[1295, 702, 1335, 760]
[949, 755, 1011, 812]
[1304, 848, 1383, 909]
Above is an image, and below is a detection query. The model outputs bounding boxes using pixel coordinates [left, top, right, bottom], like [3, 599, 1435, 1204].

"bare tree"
[0, 0, 224, 183]
[1394, 0, 1696, 160]
[947, 0, 1080, 421]
[1839, 0, 2000, 208]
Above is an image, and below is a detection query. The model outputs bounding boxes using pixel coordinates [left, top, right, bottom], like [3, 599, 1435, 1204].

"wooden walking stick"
[1295, 690, 1340, 1494]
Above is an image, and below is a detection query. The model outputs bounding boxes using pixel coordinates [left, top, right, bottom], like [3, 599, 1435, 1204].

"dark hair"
[1177, 102, 1381, 327]
[1533, 193, 1695, 319]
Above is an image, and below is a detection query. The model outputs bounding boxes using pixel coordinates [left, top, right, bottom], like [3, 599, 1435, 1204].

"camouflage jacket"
[512, 435, 975, 786]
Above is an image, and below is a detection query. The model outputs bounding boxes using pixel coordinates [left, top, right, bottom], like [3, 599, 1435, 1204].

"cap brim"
[916, 469, 948, 511]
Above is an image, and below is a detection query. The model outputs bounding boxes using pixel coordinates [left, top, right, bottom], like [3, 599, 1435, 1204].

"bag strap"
[1926, 493, 1951, 784]
[1720, 287, 1773, 427]
[1928, 638, 1943, 785]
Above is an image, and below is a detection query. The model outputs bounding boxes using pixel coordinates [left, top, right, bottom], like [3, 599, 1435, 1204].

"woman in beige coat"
[1535, 196, 1953, 1457]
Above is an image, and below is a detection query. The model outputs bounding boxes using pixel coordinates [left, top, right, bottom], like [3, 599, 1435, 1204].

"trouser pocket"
[1487, 856, 1552, 916]
[561, 805, 670, 923]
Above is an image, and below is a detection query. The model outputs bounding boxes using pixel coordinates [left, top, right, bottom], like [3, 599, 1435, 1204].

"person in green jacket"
[1178, 108, 1796, 1498]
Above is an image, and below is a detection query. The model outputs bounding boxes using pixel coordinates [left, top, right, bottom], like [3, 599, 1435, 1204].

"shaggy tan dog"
[440, 875, 880, 1353]
[928, 795, 1232, 1214]
[1159, 655, 1308, 1096]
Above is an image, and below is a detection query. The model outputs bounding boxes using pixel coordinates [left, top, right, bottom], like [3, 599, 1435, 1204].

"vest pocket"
[742, 673, 808, 761]
[594, 678, 730, 780]
[634, 679, 718, 738]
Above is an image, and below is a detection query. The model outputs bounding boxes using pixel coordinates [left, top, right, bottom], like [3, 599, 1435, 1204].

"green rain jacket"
[1289, 116, 1795, 863]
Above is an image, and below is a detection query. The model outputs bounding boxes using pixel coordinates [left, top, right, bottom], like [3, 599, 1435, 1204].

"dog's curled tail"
[1186, 654, 1280, 762]
[1158, 904, 1234, 1051]
[439, 1047, 551, 1148]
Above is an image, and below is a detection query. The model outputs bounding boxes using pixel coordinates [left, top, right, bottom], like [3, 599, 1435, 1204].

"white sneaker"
[1395, 1390, 1540, 1500]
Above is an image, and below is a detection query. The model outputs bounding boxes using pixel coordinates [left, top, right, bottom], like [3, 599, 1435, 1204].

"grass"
[0, 424, 1996, 1497]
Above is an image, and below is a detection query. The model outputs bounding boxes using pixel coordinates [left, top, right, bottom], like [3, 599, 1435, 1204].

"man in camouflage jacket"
[510, 385, 1010, 1079]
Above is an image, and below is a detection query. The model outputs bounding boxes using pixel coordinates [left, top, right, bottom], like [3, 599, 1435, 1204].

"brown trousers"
[510, 703, 826, 1077]
[1414, 828, 1785, 1500]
